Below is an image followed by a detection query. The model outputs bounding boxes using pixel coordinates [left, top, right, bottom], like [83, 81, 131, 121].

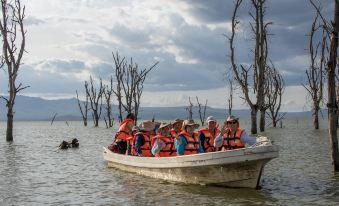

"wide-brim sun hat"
[206, 116, 217, 123]
[138, 121, 156, 131]
[132, 126, 140, 132]
[158, 122, 172, 130]
[173, 118, 184, 125]
[226, 115, 239, 122]
[182, 119, 199, 129]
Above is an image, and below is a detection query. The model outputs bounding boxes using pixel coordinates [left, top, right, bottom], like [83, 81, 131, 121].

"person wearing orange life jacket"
[151, 122, 177, 157]
[132, 121, 154, 157]
[198, 116, 220, 153]
[114, 113, 135, 154]
[175, 119, 199, 155]
[170, 118, 183, 139]
[214, 115, 256, 151]
[126, 126, 140, 155]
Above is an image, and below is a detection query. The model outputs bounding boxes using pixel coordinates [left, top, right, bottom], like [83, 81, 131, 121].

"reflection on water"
[0, 119, 339, 205]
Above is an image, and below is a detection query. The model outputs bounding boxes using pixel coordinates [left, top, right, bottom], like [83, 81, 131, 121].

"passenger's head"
[206, 116, 217, 130]
[172, 118, 183, 131]
[182, 119, 199, 134]
[132, 126, 140, 135]
[126, 113, 135, 120]
[157, 122, 171, 136]
[225, 115, 239, 130]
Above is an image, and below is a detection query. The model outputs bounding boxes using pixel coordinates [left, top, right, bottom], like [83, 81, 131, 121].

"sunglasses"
[227, 121, 237, 124]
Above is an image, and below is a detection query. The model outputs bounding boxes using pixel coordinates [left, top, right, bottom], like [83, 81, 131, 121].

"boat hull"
[103, 145, 278, 188]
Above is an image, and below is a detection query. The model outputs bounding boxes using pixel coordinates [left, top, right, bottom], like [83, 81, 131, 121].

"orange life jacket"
[170, 128, 181, 139]
[179, 131, 199, 155]
[153, 135, 176, 157]
[198, 127, 220, 152]
[115, 118, 134, 141]
[221, 128, 245, 151]
[131, 132, 152, 157]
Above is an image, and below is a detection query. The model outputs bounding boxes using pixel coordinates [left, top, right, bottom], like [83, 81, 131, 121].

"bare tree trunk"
[0, 0, 28, 141]
[196, 96, 207, 126]
[259, 109, 265, 131]
[227, 0, 270, 134]
[328, 0, 339, 171]
[186, 97, 193, 121]
[314, 108, 319, 129]
[309, 0, 339, 170]
[86, 76, 104, 127]
[112, 51, 158, 124]
[76, 88, 89, 127]
[228, 79, 233, 116]
[6, 106, 13, 141]
[103, 76, 114, 128]
[250, 107, 258, 134]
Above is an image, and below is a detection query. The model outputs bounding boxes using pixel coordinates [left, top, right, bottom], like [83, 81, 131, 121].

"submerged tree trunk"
[313, 107, 320, 130]
[259, 109, 265, 132]
[327, 0, 339, 171]
[6, 106, 14, 141]
[0, 0, 28, 142]
[250, 107, 258, 134]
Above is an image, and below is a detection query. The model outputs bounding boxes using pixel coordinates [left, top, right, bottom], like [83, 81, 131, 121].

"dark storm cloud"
[180, 0, 231, 23]
[65, 0, 333, 91]
[172, 0, 332, 86]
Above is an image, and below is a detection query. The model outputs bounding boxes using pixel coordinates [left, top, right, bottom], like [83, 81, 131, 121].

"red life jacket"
[153, 135, 176, 157]
[115, 118, 134, 141]
[221, 128, 245, 151]
[179, 131, 199, 155]
[198, 127, 220, 152]
[131, 132, 152, 157]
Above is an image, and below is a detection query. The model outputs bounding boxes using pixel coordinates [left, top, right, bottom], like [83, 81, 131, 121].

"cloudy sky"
[0, 0, 332, 112]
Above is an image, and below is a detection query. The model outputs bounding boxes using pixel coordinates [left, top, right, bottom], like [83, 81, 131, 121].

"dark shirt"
[134, 134, 145, 156]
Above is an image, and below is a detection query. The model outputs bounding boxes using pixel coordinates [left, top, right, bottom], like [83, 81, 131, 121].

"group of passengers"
[110, 113, 256, 157]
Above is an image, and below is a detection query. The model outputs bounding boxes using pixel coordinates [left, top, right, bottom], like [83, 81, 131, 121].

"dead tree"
[227, 0, 270, 134]
[112, 51, 158, 124]
[0, 0, 28, 141]
[302, 12, 328, 129]
[228, 79, 234, 116]
[196, 96, 208, 126]
[186, 97, 193, 121]
[76, 83, 89, 126]
[266, 64, 285, 127]
[103, 76, 114, 128]
[310, 0, 339, 171]
[86, 76, 104, 127]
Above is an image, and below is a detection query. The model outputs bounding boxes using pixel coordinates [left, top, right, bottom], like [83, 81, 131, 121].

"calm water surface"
[0, 119, 339, 205]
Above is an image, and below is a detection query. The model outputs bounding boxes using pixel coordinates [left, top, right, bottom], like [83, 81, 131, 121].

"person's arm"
[214, 133, 223, 148]
[134, 134, 144, 156]
[175, 135, 186, 155]
[240, 131, 257, 146]
[198, 132, 205, 153]
[151, 139, 165, 156]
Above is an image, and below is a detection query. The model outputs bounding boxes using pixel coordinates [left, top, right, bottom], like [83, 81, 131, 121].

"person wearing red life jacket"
[114, 113, 135, 154]
[198, 116, 220, 153]
[214, 115, 256, 151]
[151, 122, 177, 157]
[170, 118, 183, 140]
[132, 121, 154, 157]
[175, 119, 199, 155]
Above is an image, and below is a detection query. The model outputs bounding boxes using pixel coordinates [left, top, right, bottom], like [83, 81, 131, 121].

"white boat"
[103, 139, 278, 189]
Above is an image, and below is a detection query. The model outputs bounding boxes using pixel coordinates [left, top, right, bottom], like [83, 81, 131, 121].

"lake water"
[0, 119, 339, 206]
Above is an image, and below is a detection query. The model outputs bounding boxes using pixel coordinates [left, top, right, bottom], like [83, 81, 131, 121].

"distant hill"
[0, 95, 314, 121]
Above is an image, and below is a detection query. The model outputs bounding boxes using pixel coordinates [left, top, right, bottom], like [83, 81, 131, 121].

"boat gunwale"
[103, 145, 279, 169]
